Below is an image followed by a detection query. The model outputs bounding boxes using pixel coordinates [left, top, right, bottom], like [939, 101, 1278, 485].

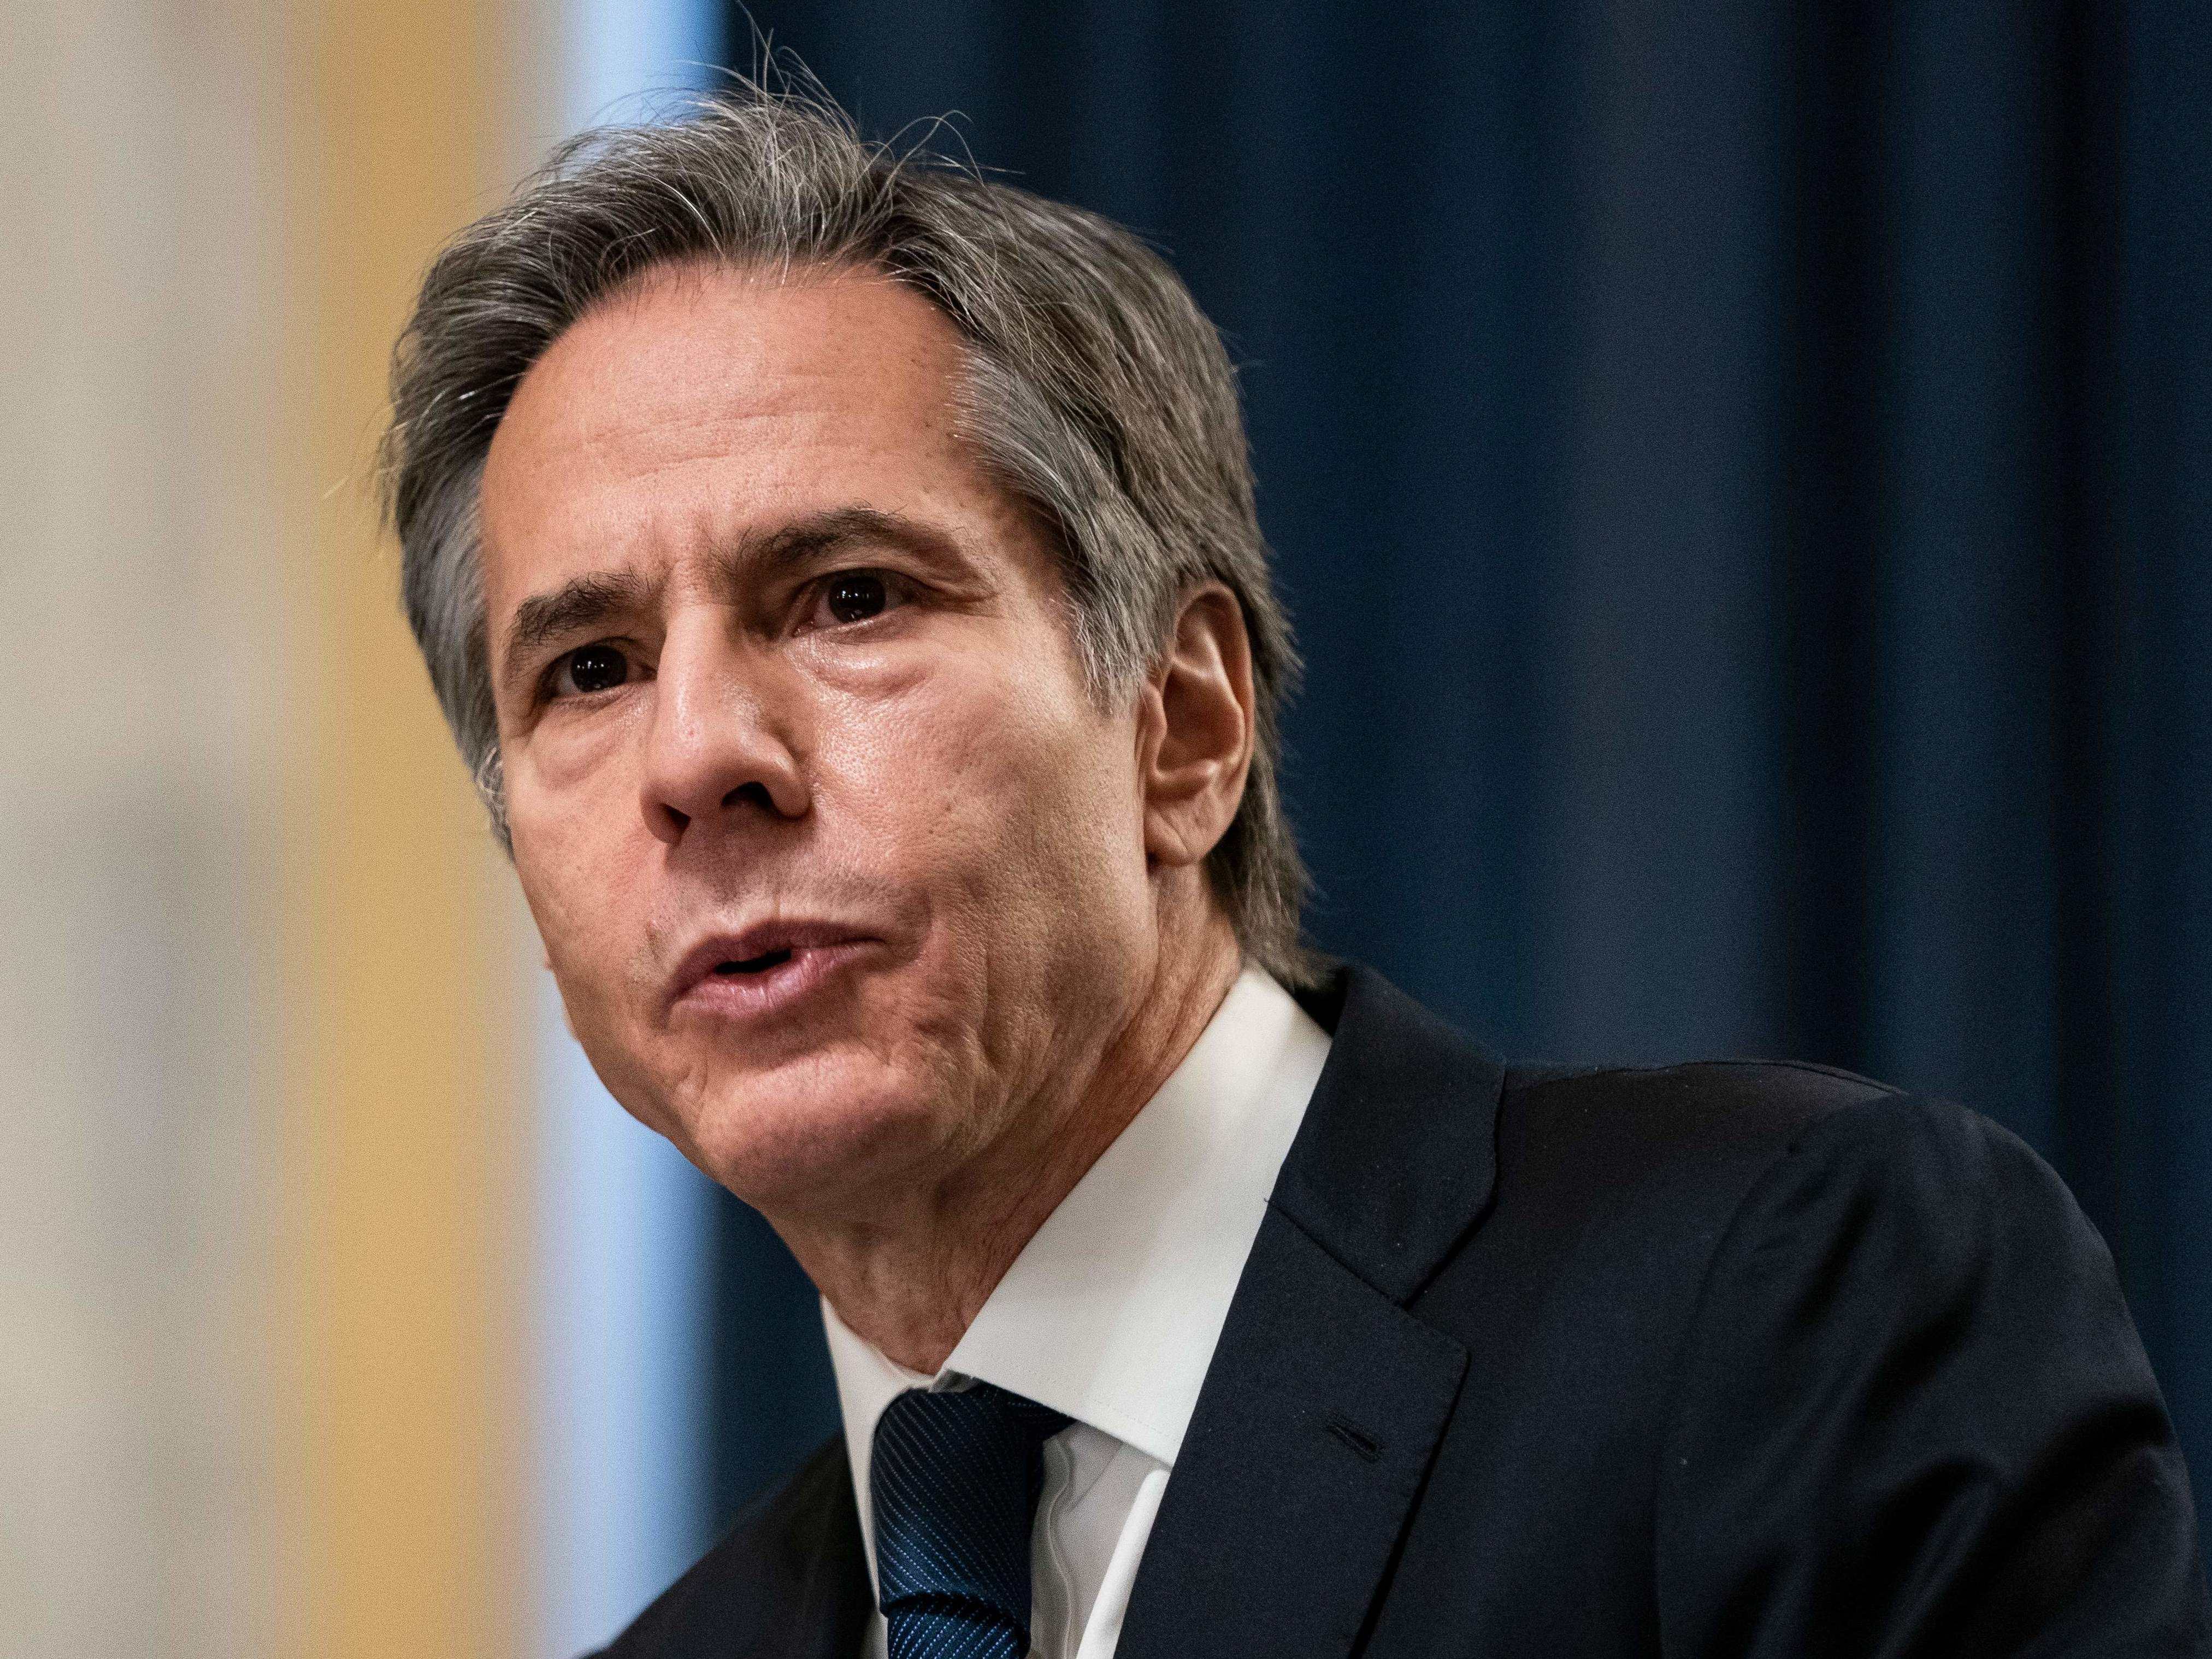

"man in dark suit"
[382, 81, 2209, 1658]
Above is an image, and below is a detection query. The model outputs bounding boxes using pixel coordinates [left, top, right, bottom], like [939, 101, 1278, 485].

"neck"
[774, 901, 1243, 1374]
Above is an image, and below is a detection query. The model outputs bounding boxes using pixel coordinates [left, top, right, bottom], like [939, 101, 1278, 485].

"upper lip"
[665, 919, 877, 1005]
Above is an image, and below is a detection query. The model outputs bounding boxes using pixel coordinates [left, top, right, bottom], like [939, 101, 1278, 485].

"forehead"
[477, 262, 992, 615]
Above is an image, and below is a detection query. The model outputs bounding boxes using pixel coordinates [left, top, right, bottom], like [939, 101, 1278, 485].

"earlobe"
[1142, 584, 1255, 869]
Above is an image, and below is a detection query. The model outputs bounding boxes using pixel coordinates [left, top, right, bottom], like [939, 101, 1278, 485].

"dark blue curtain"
[704, 1, 2212, 1575]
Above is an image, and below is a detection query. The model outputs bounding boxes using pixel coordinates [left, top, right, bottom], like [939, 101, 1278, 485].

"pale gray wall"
[0, 5, 286, 1653]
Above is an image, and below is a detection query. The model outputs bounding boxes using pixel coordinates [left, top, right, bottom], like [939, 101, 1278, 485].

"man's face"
[480, 264, 1160, 1215]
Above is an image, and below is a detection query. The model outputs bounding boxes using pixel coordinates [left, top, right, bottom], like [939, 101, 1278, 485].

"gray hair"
[381, 77, 1318, 986]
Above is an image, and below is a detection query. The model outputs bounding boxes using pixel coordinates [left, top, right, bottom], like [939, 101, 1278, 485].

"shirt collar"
[822, 965, 1331, 1510]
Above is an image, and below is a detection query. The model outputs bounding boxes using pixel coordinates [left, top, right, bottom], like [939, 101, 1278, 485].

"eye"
[550, 642, 633, 698]
[809, 569, 907, 629]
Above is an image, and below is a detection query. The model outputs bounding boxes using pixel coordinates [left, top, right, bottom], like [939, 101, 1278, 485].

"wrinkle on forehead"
[477, 262, 984, 625]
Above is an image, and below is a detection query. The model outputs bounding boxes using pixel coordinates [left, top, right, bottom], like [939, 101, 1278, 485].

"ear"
[1140, 583, 1255, 871]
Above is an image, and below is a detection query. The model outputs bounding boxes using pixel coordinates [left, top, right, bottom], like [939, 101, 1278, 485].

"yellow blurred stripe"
[281, 4, 533, 1655]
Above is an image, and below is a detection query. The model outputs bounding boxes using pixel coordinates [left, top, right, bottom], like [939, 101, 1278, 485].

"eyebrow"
[497, 506, 972, 692]
[501, 569, 654, 688]
[718, 505, 965, 589]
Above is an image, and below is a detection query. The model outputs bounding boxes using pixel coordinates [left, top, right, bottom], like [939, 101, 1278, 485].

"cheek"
[509, 765, 654, 1017]
[821, 664, 1148, 947]
[527, 696, 650, 797]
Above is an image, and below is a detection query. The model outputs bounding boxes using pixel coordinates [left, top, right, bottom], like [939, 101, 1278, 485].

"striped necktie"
[870, 1381, 1073, 1659]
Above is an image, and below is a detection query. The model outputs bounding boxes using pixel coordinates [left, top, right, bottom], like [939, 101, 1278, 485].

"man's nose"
[638, 621, 811, 845]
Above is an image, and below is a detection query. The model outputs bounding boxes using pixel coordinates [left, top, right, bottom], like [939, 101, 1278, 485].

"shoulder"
[1504, 1054, 1903, 1166]
[1645, 1090, 2211, 1649]
[1484, 1060, 2091, 1304]
[592, 1436, 870, 1659]
[1407, 1059, 1920, 1418]
[1671, 1083, 2138, 1408]
[1506, 1060, 2098, 1298]
[1482, 1057, 1909, 1261]
[1419, 1056, 2088, 1381]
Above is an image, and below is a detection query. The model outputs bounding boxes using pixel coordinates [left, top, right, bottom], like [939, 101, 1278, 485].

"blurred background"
[2, 0, 2204, 1654]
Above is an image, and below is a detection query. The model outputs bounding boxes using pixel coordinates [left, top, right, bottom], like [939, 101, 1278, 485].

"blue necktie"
[870, 1381, 1073, 1659]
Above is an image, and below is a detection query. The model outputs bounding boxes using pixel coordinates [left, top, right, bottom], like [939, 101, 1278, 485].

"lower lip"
[673, 941, 877, 1022]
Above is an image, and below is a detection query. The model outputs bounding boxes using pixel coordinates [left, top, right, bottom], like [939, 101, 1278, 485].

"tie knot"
[871, 1383, 1072, 1659]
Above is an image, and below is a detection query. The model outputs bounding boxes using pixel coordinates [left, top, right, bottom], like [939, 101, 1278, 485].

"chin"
[677, 1042, 958, 1212]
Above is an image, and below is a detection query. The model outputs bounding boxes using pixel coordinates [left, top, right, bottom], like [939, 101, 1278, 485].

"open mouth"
[714, 948, 795, 976]
[671, 927, 876, 1017]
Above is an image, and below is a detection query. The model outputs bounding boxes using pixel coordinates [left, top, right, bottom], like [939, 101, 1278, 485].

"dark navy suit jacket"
[598, 965, 2212, 1657]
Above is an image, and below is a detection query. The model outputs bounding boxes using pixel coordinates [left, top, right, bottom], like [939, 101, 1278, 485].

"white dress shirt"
[822, 965, 1332, 1659]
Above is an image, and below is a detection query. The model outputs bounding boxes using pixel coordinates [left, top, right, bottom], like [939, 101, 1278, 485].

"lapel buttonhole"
[1324, 1412, 1383, 1463]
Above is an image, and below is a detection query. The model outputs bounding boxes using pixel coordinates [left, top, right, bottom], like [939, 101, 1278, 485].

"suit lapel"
[788, 1460, 874, 1659]
[601, 1434, 872, 1658]
[1118, 967, 1506, 1659]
